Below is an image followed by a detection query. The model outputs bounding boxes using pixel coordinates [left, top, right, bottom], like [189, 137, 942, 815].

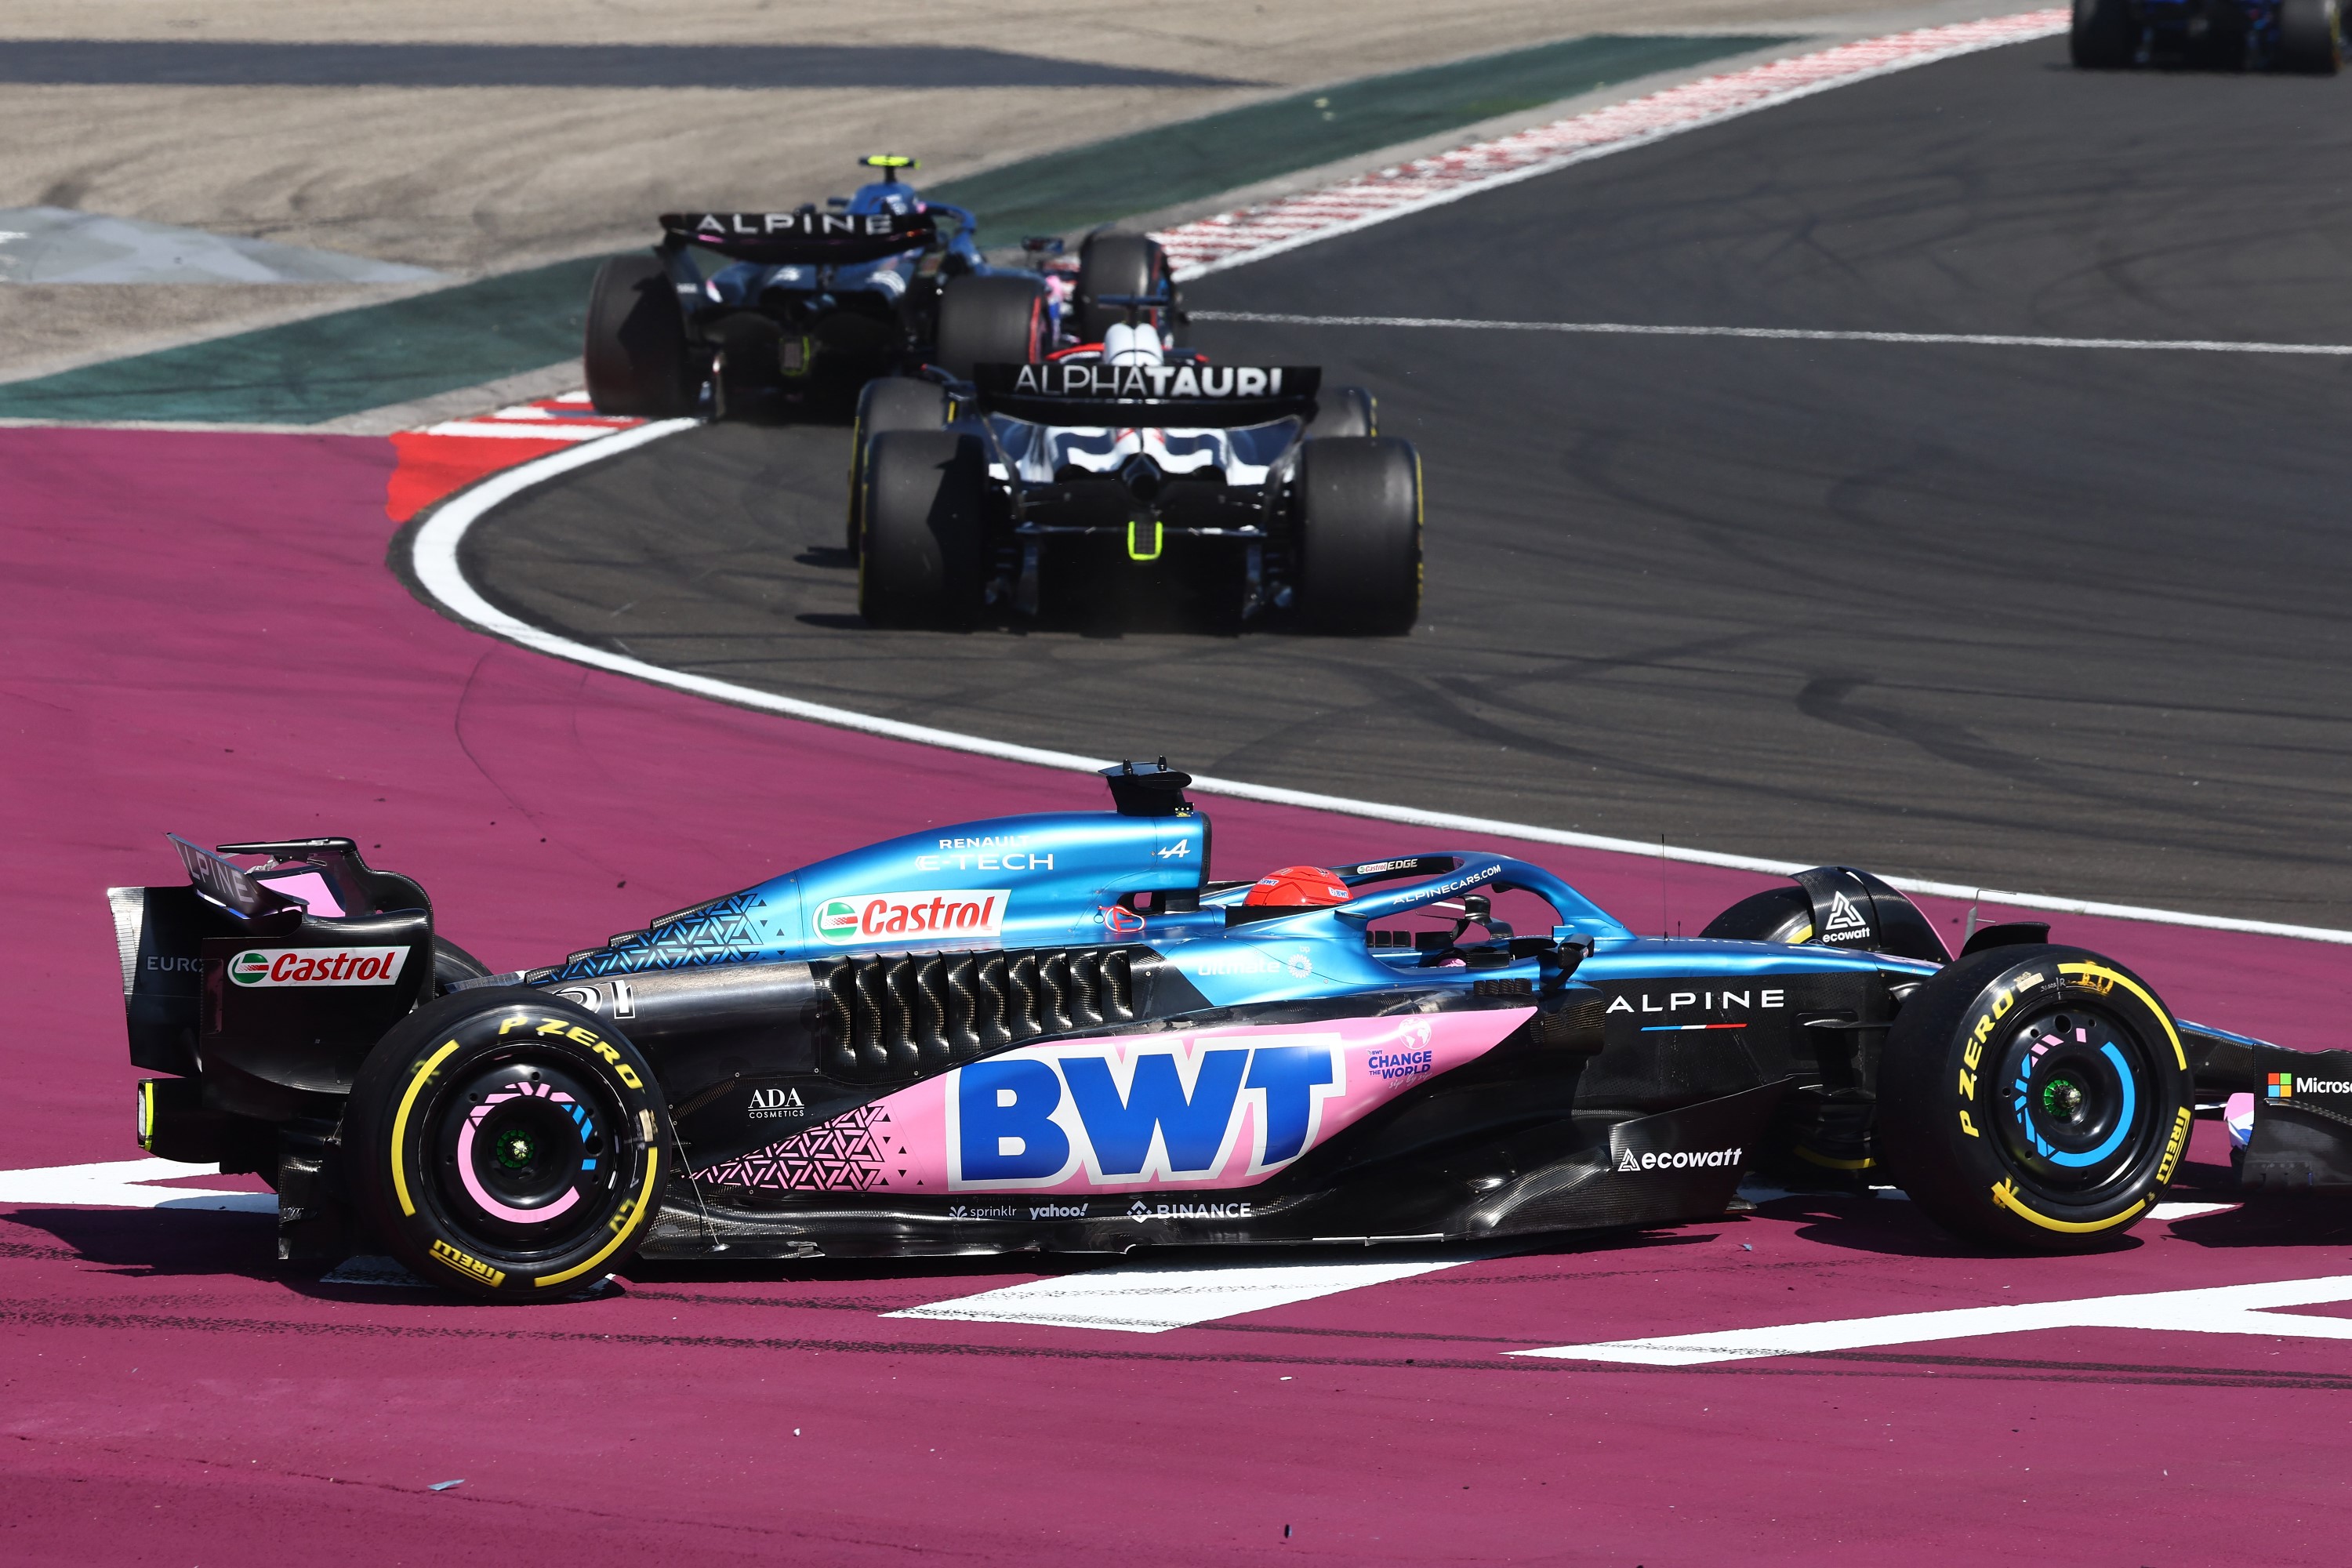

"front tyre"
[2070, 0, 2136, 66]
[1878, 946, 2192, 1252]
[347, 988, 670, 1299]
[2279, 0, 2343, 73]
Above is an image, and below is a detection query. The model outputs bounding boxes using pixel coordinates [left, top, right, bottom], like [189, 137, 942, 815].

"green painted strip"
[0, 256, 600, 426]
[931, 33, 1791, 241]
[0, 33, 1788, 426]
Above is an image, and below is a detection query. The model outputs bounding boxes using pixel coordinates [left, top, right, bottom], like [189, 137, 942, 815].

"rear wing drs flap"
[659, 209, 936, 266]
[971, 361, 1322, 427]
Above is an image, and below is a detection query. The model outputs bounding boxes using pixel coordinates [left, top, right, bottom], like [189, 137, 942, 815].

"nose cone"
[1102, 321, 1164, 365]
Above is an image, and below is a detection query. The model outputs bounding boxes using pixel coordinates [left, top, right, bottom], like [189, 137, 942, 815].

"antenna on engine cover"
[1102, 758, 1193, 817]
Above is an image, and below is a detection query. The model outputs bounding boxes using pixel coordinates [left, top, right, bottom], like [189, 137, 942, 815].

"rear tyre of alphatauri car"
[1878, 946, 2194, 1253]
[935, 273, 1045, 379]
[583, 254, 701, 418]
[2069, 0, 2136, 65]
[845, 376, 950, 553]
[346, 988, 672, 1300]
[1294, 436, 1421, 635]
[858, 430, 988, 628]
[2280, 0, 2344, 71]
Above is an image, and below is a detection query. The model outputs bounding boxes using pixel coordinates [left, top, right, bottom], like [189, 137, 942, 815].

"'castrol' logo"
[227, 947, 409, 988]
[811, 889, 1008, 946]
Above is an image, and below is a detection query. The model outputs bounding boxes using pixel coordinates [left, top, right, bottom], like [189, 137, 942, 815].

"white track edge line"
[408, 428, 2352, 947]
[1186, 311, 2352, 358]
[1159, 17, 2068, 280]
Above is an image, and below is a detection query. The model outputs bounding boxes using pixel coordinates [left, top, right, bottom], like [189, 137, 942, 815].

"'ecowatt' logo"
[227, 948, 408, 987]
[1616, 1147, 1744, 1174]
[811, 889, 1008, 946]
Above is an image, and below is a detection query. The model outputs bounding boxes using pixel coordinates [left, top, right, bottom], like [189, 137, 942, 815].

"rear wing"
[971, 361, 1321, 427]
[108, 835, 434, 1097]
[659, 209, 935, 266]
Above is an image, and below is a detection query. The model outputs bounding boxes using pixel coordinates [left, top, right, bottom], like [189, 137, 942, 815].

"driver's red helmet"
[1243, 865, 1352, 908]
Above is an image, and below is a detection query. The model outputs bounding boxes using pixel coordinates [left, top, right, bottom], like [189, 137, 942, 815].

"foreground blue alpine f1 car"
[2071, 0, 2342, 71]
[110, 762, 2350, 1299]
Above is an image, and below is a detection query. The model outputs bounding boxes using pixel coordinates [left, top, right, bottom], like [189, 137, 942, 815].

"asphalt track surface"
[11, 38, 2352, 1568]
[467, 33, 2352, 931]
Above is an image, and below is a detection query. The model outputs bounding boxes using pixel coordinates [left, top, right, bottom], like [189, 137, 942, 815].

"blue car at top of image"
[109, 761, 2350, 1300]
[2073, 0, 2343, 71]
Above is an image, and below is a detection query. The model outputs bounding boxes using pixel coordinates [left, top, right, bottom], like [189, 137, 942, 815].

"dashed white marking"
[0, 1158, 274, 1213]
[1189, 310, 2352, 359]
[418, 419, 619, 441]
[1515, 1273, 2352, 1365]
[887, 1255, 1463, 1334]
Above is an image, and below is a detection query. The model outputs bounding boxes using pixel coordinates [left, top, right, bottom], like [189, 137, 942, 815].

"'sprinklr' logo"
[227, 947, 408, 988]
[812, 889, 1007, 946]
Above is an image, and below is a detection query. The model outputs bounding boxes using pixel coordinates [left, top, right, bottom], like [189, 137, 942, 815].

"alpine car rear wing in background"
[971, 361, 1323, 426]
[659, 209, 938, 266]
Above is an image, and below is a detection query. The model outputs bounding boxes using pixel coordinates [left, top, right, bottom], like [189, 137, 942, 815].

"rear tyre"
[846, 376, 949, 553]
[347, 988, 670, 1299]
[2279, 0, 2343, 71]
[431, 936, 494, 995]
[859, 430, 989, 627]
[583, 254, 700, 417]
[2070, 0, 2137, 66]
[1075, 232, 1173, 343]
[1305, 386, 1376, 440]
[1293, 437, 1421, 635]
[935, 274, 1045, 379]
[1878, 946, 2193, 1252]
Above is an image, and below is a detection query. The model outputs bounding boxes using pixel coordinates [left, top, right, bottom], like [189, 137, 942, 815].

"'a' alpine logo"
[1617, 1146, 1744, 1173]
[1823, 890, 1870, 936]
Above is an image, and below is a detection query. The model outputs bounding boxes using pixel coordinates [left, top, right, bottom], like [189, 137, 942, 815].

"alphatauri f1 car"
[850, 314, 1417, 633]
[2071, 0, 2341, 71]
[111, 762, 2349, 1300]
[584, 155, 1058, 419]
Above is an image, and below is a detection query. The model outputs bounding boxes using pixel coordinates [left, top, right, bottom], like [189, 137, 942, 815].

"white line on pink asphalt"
[887, 1255, 1465, 1334]
[1153, 11, 2070, 278]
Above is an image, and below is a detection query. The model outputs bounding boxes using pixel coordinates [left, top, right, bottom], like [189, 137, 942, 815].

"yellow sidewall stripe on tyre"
[1992, 1178, 2146, 1234]
[535, 1146, 660, 1288]
[2057, 960, 2187, 1070]
[390, 1038, 463, 1218]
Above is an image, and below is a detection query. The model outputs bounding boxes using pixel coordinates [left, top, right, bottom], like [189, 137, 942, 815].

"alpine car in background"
[849, 313, 1416, 632]
[583, 154, 1051, 419]
[2071, 0, 2341, 71]
[111, 761, 2352, 1301]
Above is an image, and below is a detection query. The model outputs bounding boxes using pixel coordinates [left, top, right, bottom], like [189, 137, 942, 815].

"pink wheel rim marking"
[454, 1082, 583, 1224]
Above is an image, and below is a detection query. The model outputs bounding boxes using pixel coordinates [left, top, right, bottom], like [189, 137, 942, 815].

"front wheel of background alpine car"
[1075, 232, 1173, 343]
[2279, 0, 2343, 72]
[346, 988, 671, 1299]
[1304, 385, 1376, 441]
[845, 376, 950, 554]
[2069, 0, 2137, 65]
[934, 274, 1045, 379]
[583, 254, 700, 417]
[859, 430, 989, 628]
[1293, 437, 1421, 635]
[1878, 945, 2193, 1253]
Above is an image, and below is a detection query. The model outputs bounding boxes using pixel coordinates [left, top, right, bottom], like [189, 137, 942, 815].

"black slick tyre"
[859, 430, 989, 627]
[934, 274, 1044, 379]
[1075, 232, 1172, 342]
[1700, 886, 1816, 945]
[1293, 437, 1421, 635]
[846, 376, 949, 553]
[430, 935, 494, 994]
[2279, 0, 2343, 71]
[583, 254, 699, 417]
[1305, 386, 1376, 441]
[2070, 0, 2136, 65]
[346, 987, 671, 1299]
[1878, 946, 2193, 1252]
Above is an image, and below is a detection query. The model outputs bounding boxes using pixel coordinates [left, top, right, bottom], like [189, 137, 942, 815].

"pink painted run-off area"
[5, 425, 2352, 1565]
